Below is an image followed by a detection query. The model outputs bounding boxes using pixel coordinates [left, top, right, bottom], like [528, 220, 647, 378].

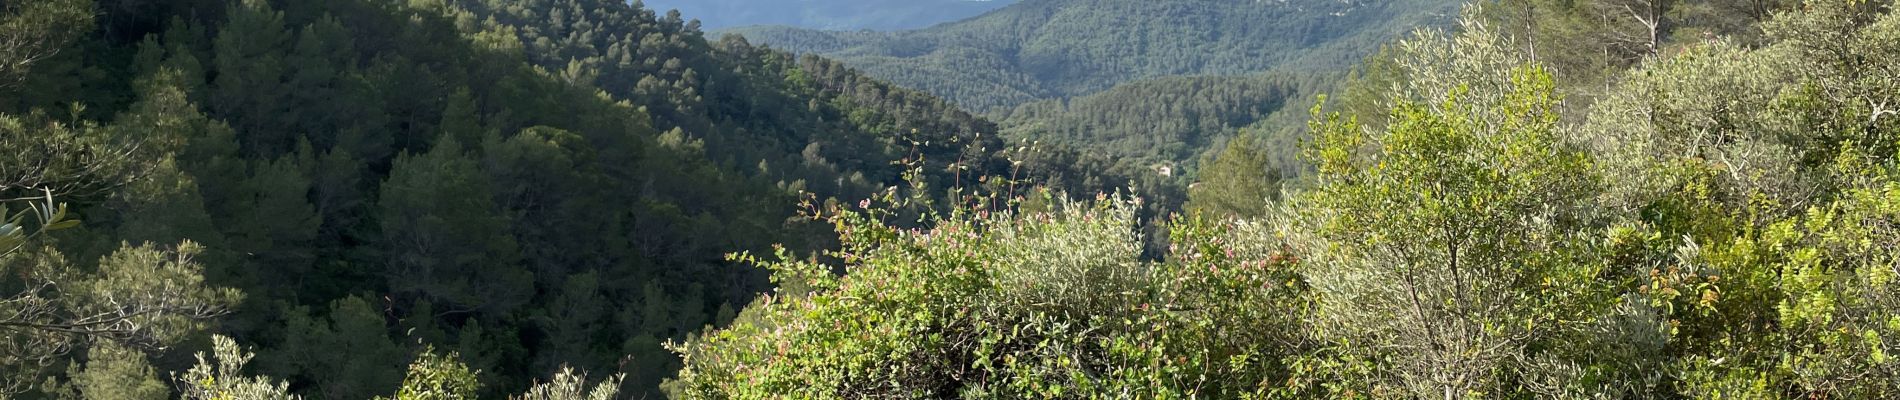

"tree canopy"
[671, 1, 1900, 398]
[13, 0, 1900, 398]
[0, 0, 1124, 396]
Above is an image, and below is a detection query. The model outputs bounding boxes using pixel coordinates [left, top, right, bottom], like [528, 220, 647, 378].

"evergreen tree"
[379, 135, 530, 315]
[223, 154, 320, 291]
[1187, 134, 1283, 219]
[0, 241, 238, 395]
[271, 296, 407, 399]
[71, 342, 168, 400]
[209, 0, 293, 155]
[0, 0, 92, 89]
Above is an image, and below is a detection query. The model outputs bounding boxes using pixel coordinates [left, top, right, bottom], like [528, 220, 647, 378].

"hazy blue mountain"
[640, 0, 1018, 31]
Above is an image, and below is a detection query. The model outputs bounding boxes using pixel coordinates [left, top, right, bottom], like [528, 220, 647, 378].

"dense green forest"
[0, 0, 1131, 397]
[726, 0, 1458, 195]
[995, 73, 1332, 189]
[670, 0, 1900, 398]
[640, 0, 1018, 31]
[727, 0, 1457, 114]
[13, 0, 1900, 398]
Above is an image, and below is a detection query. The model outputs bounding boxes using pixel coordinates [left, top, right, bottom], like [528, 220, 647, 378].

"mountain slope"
[2, 0, 1133, 397]
[997, 72, 1331, 179]
[641, 0, 1018, 31]
[730, 0, 1457, 113]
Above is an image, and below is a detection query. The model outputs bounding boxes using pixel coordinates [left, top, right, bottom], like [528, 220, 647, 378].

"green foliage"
[209, 0, 293, 155]
[512, 368, 623, 400]
[1580, 0, 1900, 217]
[271, 296, 408, 399]
[0, 190, 78, 259]
[1481, 0, 1801, 96]
[71, 342, 168, 400]
[2, 241, 240, 395]
[727, 0, 1459, 216]
[650, 0, 1018, 31]
[22, 0, 1900, 397]
[7, 0, 1128, 395]
[998, 73, 1326, 178]
[0, 41, 236, 394]
[179, 336, 298, 400]
[666, 192, 1315, 398]
[379, 136, 530, 314]
[1187, 134, 1284, 219]
[732, 0, 1456, 114]
[0, 0, 93, 88]
[0, 111, 144, 206]
[1756, 175, 1900, 397]
[383, 349, 481, 400]
[1296, 62, 1612, 397]
[674, 3, 1900, 399]
[180, 340, 621, 400]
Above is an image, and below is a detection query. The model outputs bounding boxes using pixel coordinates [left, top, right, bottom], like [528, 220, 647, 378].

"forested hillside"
[16, 0, 1900, 398]
[672, 1, 1900, 398]
[996, 73, 1331, 188]
[729, 0, 1457, 114]
[0, 0, 1127, 397]
[640, 0, 1018, 31]
[726, 0, 1456, 192]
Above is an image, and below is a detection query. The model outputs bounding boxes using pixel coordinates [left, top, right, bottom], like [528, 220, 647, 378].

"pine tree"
[378, 136, 530, 315]
[273, 296, 406, 399]
[71, 342, 168, 400]
[209, 0, 293, 156]
[0, 0, 92, 90]
[0, 242, 238, 395]
[1186, 134, 1281, 219]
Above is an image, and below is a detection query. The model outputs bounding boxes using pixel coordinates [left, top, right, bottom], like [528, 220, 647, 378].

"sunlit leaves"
[669, 194, 1313, 398]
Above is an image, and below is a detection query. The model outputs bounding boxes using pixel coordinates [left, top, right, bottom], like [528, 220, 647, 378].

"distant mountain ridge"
[640, 0, 1019, 31]
[727, 0, 1457, 113]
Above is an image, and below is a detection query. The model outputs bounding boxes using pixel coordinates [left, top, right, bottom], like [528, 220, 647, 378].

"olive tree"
[1285, 16, 1621, 397]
